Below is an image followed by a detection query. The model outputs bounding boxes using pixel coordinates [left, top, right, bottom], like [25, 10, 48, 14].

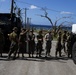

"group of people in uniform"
[56, 31, 76, 58]
[0, 27, 76, 60]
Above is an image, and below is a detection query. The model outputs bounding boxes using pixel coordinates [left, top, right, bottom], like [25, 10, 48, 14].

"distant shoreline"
[29, 24, 72, 31]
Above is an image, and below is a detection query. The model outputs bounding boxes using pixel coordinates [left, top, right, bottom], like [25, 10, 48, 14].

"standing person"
[45, 30, 53, 57]
[36, 30, 43, 57]
[7, 27, 18, 60]
[18, 28, 28, 58]
[28, 30, 35, 57]
[66, 32, 71, 57]
[72, 41, 76, 64]
[62, 31, 67, 53]
[55, 32, 62, 57]
[0, 28, 4, 57]
[70, 33, 76, 58]
[72, 34, 76, 64]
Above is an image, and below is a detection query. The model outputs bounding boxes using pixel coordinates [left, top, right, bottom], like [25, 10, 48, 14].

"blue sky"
[0, 0, 76, 25]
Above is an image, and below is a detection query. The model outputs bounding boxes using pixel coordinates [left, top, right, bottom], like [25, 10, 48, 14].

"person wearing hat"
[28, 29, 35, 57]
[7, 27, 18, 60]
[45, 30, 53, 57]
[18, 28, 28, 58]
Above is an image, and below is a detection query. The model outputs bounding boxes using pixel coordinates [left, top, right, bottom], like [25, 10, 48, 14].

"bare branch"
[36, 14, 53, 27]
[45, 16, 53, 26]
[56, 21, 67, 33]
[54, 16, 71, 26]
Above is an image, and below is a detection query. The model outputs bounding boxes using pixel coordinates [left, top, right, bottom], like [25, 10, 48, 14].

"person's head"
[39, 30, 42, 35]
[67, 32, 70, 36]
[48, 30, 51, 34]
[30, 29, 34, 33]
[21, 28, 26, 32]
[13, 27, 18, 33]
[59, 31, 62, 36]
[64, 30, 67, 34]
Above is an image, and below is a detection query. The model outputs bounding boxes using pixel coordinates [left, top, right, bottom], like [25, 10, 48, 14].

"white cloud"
[0, 0, 5, 2]
[29, 5, 38, 9]
[60, 11, 73, 15]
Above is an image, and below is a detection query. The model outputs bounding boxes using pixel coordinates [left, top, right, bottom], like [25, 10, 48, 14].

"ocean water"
[29, 24, 72, 31]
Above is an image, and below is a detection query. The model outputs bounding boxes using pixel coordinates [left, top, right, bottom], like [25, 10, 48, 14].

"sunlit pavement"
[0, 41, 76, 75]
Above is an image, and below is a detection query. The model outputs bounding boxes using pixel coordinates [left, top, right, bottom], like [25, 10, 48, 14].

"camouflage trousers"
[8, 41, 18, 59]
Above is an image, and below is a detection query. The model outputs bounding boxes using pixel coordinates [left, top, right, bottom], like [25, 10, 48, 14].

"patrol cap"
[13, 27, 18, 31]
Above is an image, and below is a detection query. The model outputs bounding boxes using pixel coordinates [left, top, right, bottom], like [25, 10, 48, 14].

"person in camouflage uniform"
[0, 28, 4, 57]
[28, 30, 35, 57]
[45, 30, 53, 57]
[69, 32, 76, 58]
[18, 28, 28, 58]
[66, 32, 71, 57]
[55, 32, 62, 57]
[7, 27, 18, 60]
[36, 30, 43, 57]
[62, 31, 67, 53]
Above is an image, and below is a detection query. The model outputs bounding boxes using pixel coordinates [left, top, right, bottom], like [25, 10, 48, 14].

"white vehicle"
[72, 24, 76, 34]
